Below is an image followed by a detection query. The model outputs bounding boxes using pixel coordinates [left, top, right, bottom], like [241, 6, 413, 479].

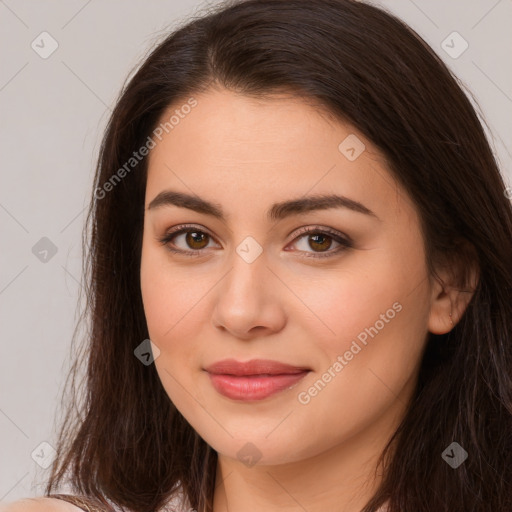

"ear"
[427, 242, 480, 335]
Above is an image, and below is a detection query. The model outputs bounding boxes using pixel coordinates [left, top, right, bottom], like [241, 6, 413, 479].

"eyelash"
[157, 224, 353, 259]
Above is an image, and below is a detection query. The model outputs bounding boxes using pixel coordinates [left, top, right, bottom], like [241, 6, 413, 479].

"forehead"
[150, 88, 354, 161]
[144, 88, 412, 222]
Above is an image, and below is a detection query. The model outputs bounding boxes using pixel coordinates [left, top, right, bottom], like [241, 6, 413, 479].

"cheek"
[292, 241, 430, 389]
[287, 256, 411, 355]
[140, 252, 202, 410]
[140, 243, 202, 341]
[141, 290, 205, 375]
[140, 244, 215, 383]
[293, 292, 428, 453]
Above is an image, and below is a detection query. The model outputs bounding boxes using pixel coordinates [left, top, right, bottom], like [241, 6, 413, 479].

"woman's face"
[140, 87, 438, 466]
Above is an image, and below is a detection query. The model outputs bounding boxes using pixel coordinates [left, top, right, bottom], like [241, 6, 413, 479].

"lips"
[204, 359, 311, 401]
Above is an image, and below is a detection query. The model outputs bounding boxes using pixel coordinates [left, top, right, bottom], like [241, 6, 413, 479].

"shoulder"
[0, 497, 84, 512]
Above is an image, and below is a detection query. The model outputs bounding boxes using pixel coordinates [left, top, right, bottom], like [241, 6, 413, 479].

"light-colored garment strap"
[46, 494, 109, 512]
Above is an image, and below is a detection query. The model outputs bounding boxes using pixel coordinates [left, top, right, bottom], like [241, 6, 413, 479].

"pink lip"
[204, 359, 310, 401]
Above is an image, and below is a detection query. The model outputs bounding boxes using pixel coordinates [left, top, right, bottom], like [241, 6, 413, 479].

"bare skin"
[138, 86, 475, 512]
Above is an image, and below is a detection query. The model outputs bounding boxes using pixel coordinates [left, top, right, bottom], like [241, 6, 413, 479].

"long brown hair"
[45, 0, 512, 510]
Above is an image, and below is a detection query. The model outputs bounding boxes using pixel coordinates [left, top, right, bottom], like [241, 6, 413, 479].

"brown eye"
[307, 233, 333, 252]
[185, 231, 209, 250]
[288, 227, 352, 259]
[159, 226, 218, 255]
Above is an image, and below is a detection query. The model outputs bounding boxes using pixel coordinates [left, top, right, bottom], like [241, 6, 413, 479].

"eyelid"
[290, 225, 353, 244]
[157, 223, 220, 249]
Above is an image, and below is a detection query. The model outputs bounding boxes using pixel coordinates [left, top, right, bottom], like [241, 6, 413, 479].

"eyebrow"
[147, 190, 379, 221]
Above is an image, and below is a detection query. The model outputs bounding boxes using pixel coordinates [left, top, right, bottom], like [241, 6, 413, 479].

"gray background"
[1, 0, 511, 503]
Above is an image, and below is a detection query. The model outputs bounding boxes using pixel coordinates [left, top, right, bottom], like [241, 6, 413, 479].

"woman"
[4, 0, 511, 511]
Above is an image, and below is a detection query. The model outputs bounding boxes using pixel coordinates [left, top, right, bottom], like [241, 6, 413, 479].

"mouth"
[204, 359, 311, 401]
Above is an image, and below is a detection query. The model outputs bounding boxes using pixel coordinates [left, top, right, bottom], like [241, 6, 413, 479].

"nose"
[211, 245, 287, 340]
